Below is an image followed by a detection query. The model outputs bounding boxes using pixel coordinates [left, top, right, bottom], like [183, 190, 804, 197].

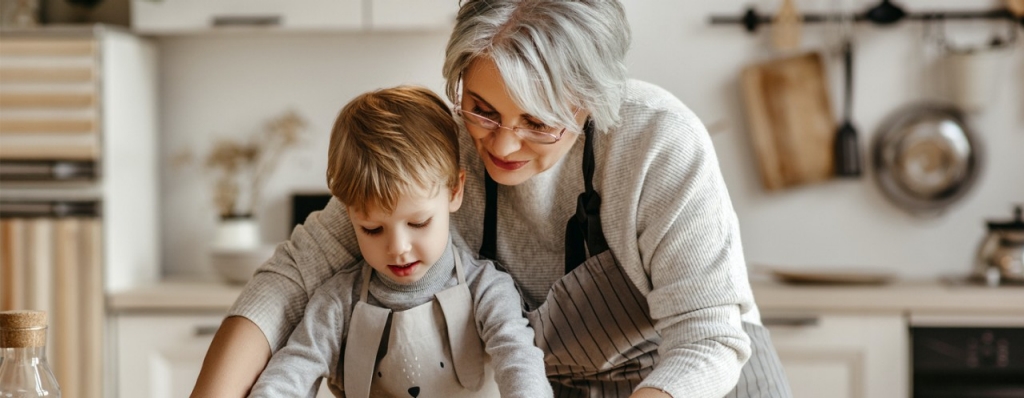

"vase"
[212, 216, 261, 250]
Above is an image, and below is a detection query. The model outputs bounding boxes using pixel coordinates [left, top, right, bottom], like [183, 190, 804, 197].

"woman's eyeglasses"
[454, 107, 578, 145]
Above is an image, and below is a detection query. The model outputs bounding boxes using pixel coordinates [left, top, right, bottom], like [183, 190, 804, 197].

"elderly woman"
[193, 1, 791, 397]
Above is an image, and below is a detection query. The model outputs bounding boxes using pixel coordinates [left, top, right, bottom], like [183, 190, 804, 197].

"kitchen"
[0, 0, 1022, 397]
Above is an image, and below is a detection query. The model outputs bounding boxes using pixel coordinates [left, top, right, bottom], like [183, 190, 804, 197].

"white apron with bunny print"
[342, 254, 500, 398]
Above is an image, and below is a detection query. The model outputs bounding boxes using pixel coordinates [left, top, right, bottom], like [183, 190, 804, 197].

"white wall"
[159, 0, 1024, 280]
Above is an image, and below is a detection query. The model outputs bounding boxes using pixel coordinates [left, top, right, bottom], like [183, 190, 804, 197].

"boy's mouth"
[388, 261, 421, 277]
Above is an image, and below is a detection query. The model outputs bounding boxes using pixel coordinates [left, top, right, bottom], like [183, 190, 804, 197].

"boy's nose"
[387, 233, 411, 256]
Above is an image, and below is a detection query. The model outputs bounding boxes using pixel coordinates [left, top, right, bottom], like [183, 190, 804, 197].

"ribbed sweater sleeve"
[616, 84, 752, 396]
[247, 269, 358, 398]
[228, 198, 360, 351]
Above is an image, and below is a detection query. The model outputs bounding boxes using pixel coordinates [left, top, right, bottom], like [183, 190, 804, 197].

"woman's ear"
[448, 170, 466, 212]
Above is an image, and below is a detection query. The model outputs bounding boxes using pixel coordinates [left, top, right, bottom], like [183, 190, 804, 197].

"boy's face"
[347, 172, 465, 285]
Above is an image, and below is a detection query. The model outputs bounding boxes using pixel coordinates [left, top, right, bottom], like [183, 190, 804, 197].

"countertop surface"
[749, 277, 1024, 315]
[106, 277, 1024, 314]
[107, 279, 244, 312]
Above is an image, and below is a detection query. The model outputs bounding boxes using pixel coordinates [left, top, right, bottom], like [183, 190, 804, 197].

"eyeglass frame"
[454, 93, 582, 145]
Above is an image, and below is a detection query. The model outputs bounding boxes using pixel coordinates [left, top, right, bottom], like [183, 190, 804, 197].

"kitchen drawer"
[114, 313, 335, 398]
[763, 312, 909, 398]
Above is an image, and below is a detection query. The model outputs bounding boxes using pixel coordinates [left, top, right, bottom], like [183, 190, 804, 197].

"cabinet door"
[115, 314, 335, 398]
[131, 0, 363, 33]
[369, 0, 459, 30]
[764, 313, 908, 398]
[116, 314, 224, 398]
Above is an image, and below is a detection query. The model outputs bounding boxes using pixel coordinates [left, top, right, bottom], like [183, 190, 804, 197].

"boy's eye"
[409, 218, 432, 228]
[360, 226, 383, 236]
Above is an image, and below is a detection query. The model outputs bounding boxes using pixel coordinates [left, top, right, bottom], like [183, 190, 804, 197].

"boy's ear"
[448, 170, 466, 212]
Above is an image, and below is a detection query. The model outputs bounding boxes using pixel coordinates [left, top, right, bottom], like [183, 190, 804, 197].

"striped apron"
[478, 121, 792, 397]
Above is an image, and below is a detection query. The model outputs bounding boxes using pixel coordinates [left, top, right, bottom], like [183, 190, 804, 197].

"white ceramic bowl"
[210, 245, 277, 285]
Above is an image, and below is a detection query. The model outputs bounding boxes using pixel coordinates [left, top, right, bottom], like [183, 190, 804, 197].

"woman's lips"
[489, 153, 528, 171]
[388, 261, 421, 277]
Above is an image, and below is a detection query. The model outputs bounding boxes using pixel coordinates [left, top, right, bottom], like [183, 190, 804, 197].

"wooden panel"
[0, 144, 98, 160]
[0, 67, 94, 83]
[0, 219, 26, 311]
[80, 219, 104, 398]
[52, 218, 81, 398]
[0, 92, 95, 108]
[0, 39, 95, 57]
[0, 119, 95, 134]
[741, 52, 836, 191]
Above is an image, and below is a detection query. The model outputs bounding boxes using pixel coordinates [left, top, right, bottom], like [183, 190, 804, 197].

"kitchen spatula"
[835, 39, 862, 177]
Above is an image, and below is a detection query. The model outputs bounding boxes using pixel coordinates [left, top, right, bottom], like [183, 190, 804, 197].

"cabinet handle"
[212, 16, 282, 27]
[194, 325, 220, 337]
[762, 316, 819, 327]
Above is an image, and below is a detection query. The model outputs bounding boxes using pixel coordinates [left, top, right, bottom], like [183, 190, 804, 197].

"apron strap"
[564, 119, 609, 273]
[479, 173, 498, 260]
[478, 118, 610, 275]
[358, 262, 373, 302]
[453, 248, 467, 284]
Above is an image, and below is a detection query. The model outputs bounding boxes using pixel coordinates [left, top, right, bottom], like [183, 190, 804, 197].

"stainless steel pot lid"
[872, 103, 981, 216]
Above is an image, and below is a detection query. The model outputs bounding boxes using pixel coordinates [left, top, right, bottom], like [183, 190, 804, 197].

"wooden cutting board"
[742, 52, 835, 191]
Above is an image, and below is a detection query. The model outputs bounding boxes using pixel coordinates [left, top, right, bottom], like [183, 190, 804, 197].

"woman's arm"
[602, 86, 754, 397]
[192, 198, 362, 396]
[249, 280, 349, 398]
[191, 316, 270, 398]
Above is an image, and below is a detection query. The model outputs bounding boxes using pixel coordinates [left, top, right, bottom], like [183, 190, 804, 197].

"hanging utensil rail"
[710, 7, 1022, 33]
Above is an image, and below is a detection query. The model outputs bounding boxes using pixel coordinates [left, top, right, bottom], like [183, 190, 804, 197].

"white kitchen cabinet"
[131, 0, 363, 33]
[131, 0, 459, 34]
[114, 312, 334, 398]
[369, 0, 459, 30]
[115, 314, 224, 398]
[763, 312, 909, 398]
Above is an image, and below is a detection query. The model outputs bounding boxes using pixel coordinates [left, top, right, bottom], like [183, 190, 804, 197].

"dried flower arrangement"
[200, 110, 308, 219]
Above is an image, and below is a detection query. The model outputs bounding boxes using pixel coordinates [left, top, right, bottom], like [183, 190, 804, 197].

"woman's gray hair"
[443, 0, 631, 133]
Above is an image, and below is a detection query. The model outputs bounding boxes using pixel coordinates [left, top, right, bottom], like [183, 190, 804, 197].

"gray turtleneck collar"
[367, 238, 457, 311]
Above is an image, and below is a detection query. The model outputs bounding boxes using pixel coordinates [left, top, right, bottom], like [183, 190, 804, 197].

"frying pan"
[872, 103, 982, 216]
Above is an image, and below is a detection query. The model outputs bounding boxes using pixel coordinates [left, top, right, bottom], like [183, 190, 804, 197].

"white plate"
[768, 267, 896, 285]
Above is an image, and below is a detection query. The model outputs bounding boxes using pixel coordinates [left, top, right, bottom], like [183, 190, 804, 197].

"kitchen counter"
[107, 277, 1024, 315]
[751, 278, 1024, 315]
[107, 279, 243, 312]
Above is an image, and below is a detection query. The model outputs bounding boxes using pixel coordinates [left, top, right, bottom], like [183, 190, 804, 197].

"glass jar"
[0, 310, 61, 397]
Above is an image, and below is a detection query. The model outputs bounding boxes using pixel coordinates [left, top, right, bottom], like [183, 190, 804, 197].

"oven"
[912, 315, 1024, 398]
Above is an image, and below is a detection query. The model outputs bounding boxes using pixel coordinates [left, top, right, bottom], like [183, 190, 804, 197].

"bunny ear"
[436, 255, 487, 391]
[344, 301, 392, 397]
[343, 265, 393, 398]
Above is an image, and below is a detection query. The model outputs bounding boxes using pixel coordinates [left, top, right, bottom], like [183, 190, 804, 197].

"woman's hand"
[630, 387, 673, 398]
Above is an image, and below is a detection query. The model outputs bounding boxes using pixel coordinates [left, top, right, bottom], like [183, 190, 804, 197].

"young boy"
[247, 86, 551, 398]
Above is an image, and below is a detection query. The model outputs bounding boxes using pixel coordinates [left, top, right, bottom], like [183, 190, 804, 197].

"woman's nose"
[488, 126, 523, 158]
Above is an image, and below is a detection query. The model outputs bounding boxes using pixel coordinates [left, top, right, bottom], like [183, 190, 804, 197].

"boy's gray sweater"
[248, 241, 551, 398]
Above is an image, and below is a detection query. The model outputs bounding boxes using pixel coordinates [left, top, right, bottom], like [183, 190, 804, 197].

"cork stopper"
[0, 310, 48, 348]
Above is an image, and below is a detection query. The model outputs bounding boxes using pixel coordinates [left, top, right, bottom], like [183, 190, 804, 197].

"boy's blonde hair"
[327, 86, 460, 214]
